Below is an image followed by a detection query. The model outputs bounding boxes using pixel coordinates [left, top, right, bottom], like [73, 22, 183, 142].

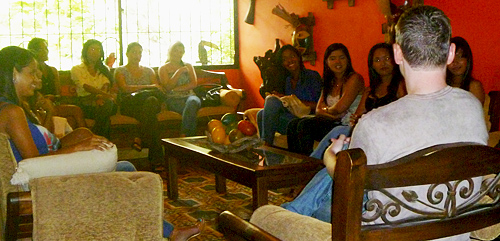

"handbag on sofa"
[119, 88, 166, 116]
[193, 84, 223, 107]
[280, 95, 311, 118]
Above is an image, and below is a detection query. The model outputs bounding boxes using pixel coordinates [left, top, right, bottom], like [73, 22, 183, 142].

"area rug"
[163, 165, 301, 240]
[122, 154, 300, 240]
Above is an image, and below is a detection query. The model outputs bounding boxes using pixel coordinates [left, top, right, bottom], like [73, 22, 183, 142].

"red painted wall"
[236, 0, 500, 108]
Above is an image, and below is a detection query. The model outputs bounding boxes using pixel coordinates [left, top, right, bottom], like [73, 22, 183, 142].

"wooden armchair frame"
[488, 91, 500, 132]
[4, 172, 164, 241]
[219, 143, 500, 240]
[5, 192, 32, 241]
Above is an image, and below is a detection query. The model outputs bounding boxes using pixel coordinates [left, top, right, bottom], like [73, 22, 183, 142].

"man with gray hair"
[323, 5, 488, 240]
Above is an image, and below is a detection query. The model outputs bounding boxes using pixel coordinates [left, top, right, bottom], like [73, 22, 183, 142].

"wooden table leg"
[252, 177, 269, 210]
[215, 174, 227, 194]
[166, 156, 178, 200]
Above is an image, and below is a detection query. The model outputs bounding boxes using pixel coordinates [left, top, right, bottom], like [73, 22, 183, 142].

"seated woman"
[287, 43, 365, 155]
[115, 42, 165, 170]
[27, 37, 87, 130]
[158, 41, 201, 137]
[0, 46, 203, 241]
[71, 39, 117, 139]
[446, 36, 485, 106]
[311, 42, 406, 160]
[282, 43, 406, 222]
[257, 44, 322, 146]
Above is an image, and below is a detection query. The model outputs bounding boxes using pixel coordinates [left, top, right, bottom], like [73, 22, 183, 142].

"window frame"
[1, 0, 239, 70]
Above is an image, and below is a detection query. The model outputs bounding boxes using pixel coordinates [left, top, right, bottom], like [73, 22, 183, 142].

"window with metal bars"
[0, 0, 237, 70]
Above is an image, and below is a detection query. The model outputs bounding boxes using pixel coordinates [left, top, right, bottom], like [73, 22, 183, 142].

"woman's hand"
[323, 134, 350, 177]
[72, 135, 114, 152]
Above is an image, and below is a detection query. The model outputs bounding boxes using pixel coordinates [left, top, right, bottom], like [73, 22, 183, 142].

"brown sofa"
[58, 69, 245, 128]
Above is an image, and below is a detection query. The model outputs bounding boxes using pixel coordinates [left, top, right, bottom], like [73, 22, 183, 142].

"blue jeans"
[167, 95, 201, 136]
[163, 220, 174, 238]
[310, 125, 352, 159]
[114, 161, 174, 237]
[115, 161, 137, 172]
[257, 96, 296, 144]
[282, 167, 333, 222]
[282, 125, 352, 222]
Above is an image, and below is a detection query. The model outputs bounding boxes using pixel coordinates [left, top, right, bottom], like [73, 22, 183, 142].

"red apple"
[237, 120, 257, 136]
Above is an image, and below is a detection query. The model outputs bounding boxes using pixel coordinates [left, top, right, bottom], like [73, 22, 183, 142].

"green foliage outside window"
[0, 0, 237, 70]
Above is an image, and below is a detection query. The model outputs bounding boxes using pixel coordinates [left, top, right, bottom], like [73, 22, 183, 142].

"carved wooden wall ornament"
[272, 4, 317, 65]
[377, 0, 424, 43]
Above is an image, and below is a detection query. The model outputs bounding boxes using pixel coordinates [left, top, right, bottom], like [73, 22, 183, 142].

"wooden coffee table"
[162, 136, 324, 210]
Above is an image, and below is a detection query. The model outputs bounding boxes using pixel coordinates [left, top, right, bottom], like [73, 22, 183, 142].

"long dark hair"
[446, 36, 473, 90]
[0, 46, 36, 105]
[322, 43, 354, 100]
[367, 43, 402, 98]
[276, 44, 305, 76]
[27, 37, 47, 53]
[81, 39, 114, 84]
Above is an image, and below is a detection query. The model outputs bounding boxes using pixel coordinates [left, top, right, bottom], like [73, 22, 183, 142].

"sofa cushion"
[220, 89, 243, 108]
[30, 172, 163, 240]
[250, 205, 332, 241]
[11, 145, 118, 189]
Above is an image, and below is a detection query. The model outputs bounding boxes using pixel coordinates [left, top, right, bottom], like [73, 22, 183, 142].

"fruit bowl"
[206, 131, 263, 153]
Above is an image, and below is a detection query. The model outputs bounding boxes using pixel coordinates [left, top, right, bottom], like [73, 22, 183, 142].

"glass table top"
[180, 137, 316, 167]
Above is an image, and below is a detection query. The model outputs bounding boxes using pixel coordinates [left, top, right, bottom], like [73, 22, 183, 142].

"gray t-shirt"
[351, 86, 488, 241]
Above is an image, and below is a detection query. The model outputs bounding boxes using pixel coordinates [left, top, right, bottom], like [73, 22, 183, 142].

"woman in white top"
[71, 39, 117, 139]
[158, 42, 201, 137]
[287, 43, 365, 155]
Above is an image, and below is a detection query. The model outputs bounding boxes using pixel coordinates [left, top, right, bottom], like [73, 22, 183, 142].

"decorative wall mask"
[272, 4, 317, 65]
[377, 0, 424, 43]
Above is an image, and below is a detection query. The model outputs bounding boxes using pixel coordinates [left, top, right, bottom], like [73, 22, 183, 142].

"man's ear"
[446, 43, 456, 65]
[393, 43, 404, 65]
[12, 67, 19, 83]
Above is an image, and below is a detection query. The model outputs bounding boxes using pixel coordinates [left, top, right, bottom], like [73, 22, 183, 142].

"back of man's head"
[395, 6, 451, 69]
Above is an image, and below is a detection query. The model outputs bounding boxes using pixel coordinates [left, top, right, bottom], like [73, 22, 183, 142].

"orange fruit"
[207, 119, 223, 133]
[211, 126, 226, 144]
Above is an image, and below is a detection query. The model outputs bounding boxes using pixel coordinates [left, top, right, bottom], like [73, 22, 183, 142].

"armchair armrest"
[6, 191, 33, 241]
[218, 211, 280, 241]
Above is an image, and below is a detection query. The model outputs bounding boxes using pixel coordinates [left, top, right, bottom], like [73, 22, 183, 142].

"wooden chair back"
[489, 91, 500, 132]
[331, 142, 500, 241]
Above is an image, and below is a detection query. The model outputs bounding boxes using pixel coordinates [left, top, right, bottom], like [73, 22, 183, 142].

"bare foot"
[170, 219, 205, 241]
